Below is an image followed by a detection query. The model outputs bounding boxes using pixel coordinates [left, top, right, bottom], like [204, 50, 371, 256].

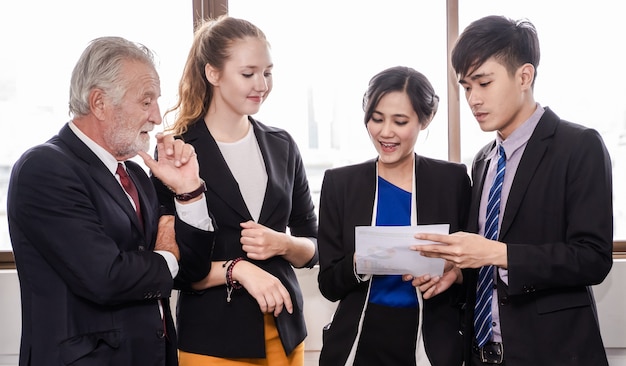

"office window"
[0, 0, 193, 250]
[1, 1, 623, 252]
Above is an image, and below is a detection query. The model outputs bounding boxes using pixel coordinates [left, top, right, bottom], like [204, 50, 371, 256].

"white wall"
[2, 261, 626, 366]
[0, 270, 19, 366]
[594, 259, 626, 364]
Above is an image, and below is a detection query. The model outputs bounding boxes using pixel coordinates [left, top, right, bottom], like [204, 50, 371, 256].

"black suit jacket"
[153, 117, 318, 358]
[462, 108, 613, 365]
[317, 155, 471, 366]
[7, 123, 214, 366]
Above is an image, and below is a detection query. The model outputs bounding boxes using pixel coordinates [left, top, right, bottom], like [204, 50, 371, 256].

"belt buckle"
[479, 342, 504, 364]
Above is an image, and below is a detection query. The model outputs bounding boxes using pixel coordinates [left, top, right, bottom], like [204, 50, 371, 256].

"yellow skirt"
[179, 313, 305, 366]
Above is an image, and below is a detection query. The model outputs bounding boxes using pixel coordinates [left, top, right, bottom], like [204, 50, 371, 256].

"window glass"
[3, 1, 621, 251]
[458, 1, 626, 240]
[228, 0, 448, 209]
[0, 0, 193, 250]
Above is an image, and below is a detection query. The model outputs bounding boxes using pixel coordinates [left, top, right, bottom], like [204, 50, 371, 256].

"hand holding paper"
[354, 224, 449, 277]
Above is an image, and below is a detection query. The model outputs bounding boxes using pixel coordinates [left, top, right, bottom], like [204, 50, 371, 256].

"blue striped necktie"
[474, 144, 506, 348]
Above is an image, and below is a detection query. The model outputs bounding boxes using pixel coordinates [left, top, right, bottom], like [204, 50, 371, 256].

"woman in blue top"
[317, 66, 471, 366]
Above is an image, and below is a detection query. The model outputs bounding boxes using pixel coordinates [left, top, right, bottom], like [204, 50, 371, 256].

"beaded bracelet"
[225, 257, 244, 302]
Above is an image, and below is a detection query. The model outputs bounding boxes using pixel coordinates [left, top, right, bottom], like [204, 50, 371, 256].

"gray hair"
[69, 36, 156, 117]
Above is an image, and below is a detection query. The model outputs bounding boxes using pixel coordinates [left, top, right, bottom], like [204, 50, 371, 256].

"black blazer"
[462, 108, 613, 365]
[154, 117, 318, 358]
[7, 124, 214, 366]
[317, 155, 471, 366]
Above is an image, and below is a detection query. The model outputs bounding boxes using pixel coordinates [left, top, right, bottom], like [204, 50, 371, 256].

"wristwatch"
[174, 180, 207, 201]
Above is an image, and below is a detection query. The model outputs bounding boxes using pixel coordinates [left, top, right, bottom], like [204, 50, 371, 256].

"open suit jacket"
[462, 107, 613, 365]
[7, 123, 214, 366]
[153, 117, 318, 358]
[317, 154, 471, 366]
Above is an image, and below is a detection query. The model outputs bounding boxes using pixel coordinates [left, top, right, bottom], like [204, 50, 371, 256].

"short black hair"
[451, 15, 540, 85]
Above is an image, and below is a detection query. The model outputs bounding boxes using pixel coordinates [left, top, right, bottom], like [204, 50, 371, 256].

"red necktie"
[116, 163, 143, 228]
[117, 163, 167, 337]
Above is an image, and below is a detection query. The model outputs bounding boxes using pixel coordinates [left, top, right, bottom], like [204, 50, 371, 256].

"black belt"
[473, 341, 504, 364]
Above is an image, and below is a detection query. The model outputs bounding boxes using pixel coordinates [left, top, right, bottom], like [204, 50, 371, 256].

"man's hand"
[412, 231, 508, 269]
[155, 215, 179, 261]
[137, 133, 202, 194]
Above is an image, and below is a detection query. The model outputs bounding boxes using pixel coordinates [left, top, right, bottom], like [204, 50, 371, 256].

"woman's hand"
[232, 260, 293, 317]
[402, 260, 462, 299]
[240, 220, 316, 267]
[240, 221, 287, 260]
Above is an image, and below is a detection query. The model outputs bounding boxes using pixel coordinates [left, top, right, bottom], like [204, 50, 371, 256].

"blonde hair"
[165, 15, 268, 135]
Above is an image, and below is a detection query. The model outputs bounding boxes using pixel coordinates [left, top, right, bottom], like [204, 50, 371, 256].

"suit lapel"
[92, 164, 146, 233]
[254, 122, 288, 224]
[358, 161, 377, 225]
[186, 118, 291, 224]
[59, 124, 146, 236]
[470, 145, 492, 233]
[126, 162, 154, 239]
[499, 109, 558, 238]
[186, 120, 252, 220]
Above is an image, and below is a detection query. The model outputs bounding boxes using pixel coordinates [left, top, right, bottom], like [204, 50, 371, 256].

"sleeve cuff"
[155, 250, 179, 278]
[174, 197, 214, 231]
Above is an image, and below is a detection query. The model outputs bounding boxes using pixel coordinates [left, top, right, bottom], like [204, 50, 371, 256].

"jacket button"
[523, 285, 534, 293]
[156, 329, 165, 339]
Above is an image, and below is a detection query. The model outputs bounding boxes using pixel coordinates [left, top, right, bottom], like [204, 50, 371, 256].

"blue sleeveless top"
[368, 176, 418, 308]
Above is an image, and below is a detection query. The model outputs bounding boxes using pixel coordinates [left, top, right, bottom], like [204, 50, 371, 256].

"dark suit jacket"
[317, 155, 471, 366]
[153, 117, 318, 358]
[462, 107, 613, 365]
[7, 123, 214, 366]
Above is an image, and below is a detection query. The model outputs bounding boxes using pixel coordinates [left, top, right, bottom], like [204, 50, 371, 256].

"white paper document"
[354, 224, 449, 277]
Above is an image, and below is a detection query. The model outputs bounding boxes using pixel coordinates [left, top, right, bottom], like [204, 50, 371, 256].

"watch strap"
[174, 180, 207, 201]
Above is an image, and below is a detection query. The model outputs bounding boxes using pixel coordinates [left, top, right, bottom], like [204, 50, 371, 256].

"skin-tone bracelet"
[225, 257, 244, 302]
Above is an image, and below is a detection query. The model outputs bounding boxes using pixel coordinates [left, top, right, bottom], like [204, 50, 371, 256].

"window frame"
[0, 251, 13, 269]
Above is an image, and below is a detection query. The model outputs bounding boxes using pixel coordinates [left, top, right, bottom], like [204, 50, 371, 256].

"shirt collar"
[491, 103, 545, 161]
[68, 121, 121, 175]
